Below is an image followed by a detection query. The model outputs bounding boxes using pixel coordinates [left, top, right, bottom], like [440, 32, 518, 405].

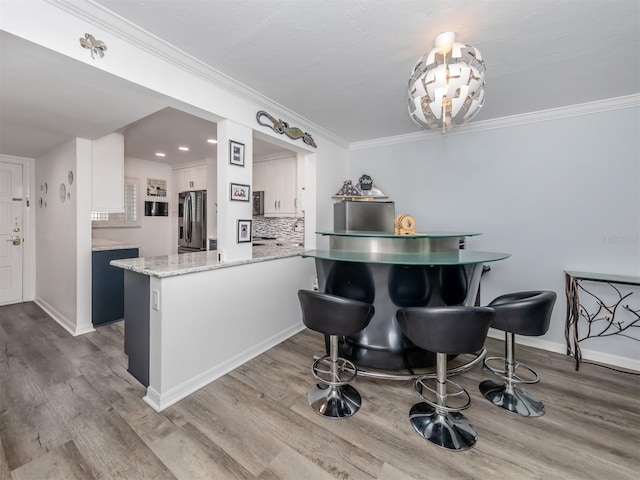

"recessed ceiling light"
[207, 139, 218, 144]
[178, 146, 189, 151]
[155, 152, 166, 157]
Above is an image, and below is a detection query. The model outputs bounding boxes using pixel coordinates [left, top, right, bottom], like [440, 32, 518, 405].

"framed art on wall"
[230, 183, 250, 202]
[229, 140, 245, 167]
[237, 219, 252, 243]
[147, 178, 167, 197]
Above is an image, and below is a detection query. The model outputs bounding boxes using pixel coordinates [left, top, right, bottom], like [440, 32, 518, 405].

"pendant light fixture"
[408, 32, 486, 134]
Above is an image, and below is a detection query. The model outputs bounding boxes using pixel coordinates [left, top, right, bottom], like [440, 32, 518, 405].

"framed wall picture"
[147, 178, 167, 197]
[229, 140, 245, 167]
[237, 219, 252, 243]
[230, 183, 250, 202]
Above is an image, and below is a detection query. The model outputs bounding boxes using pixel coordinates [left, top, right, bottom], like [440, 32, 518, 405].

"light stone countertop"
[110, 244, 304, 278]
[92, 238, 140, 252]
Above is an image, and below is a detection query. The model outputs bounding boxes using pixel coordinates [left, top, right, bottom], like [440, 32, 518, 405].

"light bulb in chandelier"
[408, 32, 486, 134]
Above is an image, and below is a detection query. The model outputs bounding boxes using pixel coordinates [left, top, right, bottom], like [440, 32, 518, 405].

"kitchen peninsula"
[111, 244, 312, 411]
[302, 230, 510, 370]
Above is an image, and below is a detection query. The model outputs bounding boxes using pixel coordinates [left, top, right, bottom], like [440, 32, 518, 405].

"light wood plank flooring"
[1, 302, 638, 479]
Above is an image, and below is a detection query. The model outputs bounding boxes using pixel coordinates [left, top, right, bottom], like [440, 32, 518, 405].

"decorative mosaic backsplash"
[252, 216, 305, 242]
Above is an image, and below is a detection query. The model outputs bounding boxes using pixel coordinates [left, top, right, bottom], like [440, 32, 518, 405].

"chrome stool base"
[409, 402, 478, 451]
[307, 383, 362, 419]
[479, 380, 545, 417]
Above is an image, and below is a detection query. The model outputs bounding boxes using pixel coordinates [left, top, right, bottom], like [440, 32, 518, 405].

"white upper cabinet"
[92, 132, 124, 212]
[255, 157, 297, 216]
[175, 164, 207, 193]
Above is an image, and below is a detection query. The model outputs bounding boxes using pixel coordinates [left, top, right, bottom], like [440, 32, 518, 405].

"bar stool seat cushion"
[489, 291, 556, 336]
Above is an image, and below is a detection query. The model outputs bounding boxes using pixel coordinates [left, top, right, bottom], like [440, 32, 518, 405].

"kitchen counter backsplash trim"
[111, 245, 304, 278]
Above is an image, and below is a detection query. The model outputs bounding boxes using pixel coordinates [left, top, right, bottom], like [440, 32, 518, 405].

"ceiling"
[0, 32, 294, 164]
[1, 0, 639, 162]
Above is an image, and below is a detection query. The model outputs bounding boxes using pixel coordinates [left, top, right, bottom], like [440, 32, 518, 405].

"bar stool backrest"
[298, 290, 375, 337]
[397, 306, 495, 355]
[488, 291, 556, 336]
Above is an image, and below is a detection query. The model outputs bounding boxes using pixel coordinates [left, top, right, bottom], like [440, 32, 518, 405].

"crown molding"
[47, 0, 349, 149]
[350, 94, 640, 151]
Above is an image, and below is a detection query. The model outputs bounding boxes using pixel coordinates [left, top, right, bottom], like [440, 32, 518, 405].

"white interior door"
[0, 162, 23, 305]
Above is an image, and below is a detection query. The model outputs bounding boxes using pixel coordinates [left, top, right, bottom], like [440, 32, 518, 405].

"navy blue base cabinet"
[92, 248, 138, 326]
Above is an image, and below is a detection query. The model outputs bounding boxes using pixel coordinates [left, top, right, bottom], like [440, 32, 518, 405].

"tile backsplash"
[252, 216, 304, 242]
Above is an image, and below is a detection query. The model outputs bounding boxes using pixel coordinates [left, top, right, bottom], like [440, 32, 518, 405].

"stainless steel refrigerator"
[178, 190, 207, 253]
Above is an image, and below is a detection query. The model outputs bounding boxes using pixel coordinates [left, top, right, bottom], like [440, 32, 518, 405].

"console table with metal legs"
[301, 231, 511, 380]
[564, 270, 640, 371]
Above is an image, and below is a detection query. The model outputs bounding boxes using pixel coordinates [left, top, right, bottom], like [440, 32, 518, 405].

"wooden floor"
[1, 302, 638, 480]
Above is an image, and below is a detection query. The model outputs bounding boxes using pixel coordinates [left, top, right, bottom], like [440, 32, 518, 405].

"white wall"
[314, 142, 349, 249]
[349, 105, 640, 368]
[35, 139, 93, 335]
[94, 157, 173, 257]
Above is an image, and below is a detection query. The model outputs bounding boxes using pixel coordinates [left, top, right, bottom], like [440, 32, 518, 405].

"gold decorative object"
[395, 214, 416, 235]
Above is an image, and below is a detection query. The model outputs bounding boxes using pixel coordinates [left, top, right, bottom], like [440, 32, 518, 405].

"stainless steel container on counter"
[333, 201, 395, 232]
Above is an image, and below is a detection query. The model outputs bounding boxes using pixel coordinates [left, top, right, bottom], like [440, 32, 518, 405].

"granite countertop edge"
[92, 244, 140, 252]
[92, 238, 140, 252]
[110, 245, 304, 278]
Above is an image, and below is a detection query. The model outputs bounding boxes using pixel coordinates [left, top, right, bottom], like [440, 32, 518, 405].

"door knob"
[7, 235, 21, 246]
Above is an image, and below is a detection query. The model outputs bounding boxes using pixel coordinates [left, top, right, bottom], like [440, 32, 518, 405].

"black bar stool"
[298, 290, 375, 419]
[479, 290, 556, 417]
[397, 306, 495, 451]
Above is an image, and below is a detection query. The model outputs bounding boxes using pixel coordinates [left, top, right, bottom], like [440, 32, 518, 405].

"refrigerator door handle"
[185, 194, 192, 243]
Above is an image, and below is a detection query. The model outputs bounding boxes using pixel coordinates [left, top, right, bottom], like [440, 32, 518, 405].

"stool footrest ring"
[414, 375, 471, 413]
[312, 355, 358, 386]
[484, 356, 540, 385]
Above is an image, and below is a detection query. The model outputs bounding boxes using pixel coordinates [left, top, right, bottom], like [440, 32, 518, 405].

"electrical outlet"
[312, 277, 319, 291]
[152, 289, 160, 311]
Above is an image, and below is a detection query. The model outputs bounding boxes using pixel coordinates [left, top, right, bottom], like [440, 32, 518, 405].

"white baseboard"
[143, 322, 306, 412]
[487, 329, 640, 372]
[34, 297, 95, 336]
